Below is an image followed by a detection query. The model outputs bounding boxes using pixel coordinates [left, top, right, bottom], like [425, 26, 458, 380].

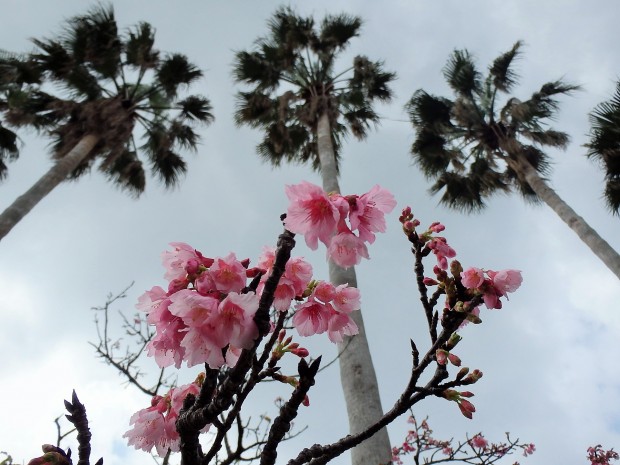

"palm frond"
[314, 13, 361, 55]
[156, 54, 202, 99]
[489, 41, 522, 92]
[405, 90, 453, 130]
[443, 49, 481, 96]
[65, 3, 121, 79]
[126, 22, 159, 69]
[350, 56, 395, 102]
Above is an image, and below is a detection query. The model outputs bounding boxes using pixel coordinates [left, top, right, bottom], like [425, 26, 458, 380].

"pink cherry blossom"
[284, 256, 313, 295]
[181, 326, 224, 368]
[209, 292, 259, 349]
[136, 286, 168, 314]
[257, 246, 276, 271]
[327, 231, 369, 268]
[162, 242, 207, 281]
[312, 281, 336, 304]
[348, 185, 396, 243]
[124, 407, 166, 455]
[209, 253, 247, 293]
[271, 279, 296, 312]
[460, 267, 485, 289]
[427, 237, 456, 270]
[332, 284, 361, 313]
[327, 311, 359, 343]
[292, 299, 332, 337]
[284, 181, 339, 250]
[488, 269, 523, 296]
[125, 381, 206, 457]
[168, 290, 219, 327]
[470, 434, 488, 449]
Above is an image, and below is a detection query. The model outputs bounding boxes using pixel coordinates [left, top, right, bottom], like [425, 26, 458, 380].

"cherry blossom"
[284, 181, 339, 249]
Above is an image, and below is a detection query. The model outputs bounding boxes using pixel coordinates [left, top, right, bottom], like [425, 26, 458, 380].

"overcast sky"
[1, 2, 619, 464]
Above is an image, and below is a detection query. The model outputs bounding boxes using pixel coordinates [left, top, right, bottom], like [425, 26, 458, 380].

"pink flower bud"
[185, 259, 200, 275]
[448, 353, 461, 366]
[436, 349, 448, 365]
[458, 399, 476, 419]
[429, 221, 445, 233]
[464, 369, 483, 383]
[167, 278, 189, 294]
[291, 347, 309, 357]
[423, 277, 438, 286]
[240, 258, 251, 268]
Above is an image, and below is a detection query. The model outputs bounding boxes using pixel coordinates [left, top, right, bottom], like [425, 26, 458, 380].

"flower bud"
[446, 332, 462, 350]
[458, 399, 476, 419]
[464, 369, 483, 383]
[456, 367, 470, 380]
[448, 352, 461, 367]
[436, 349, 448, 365]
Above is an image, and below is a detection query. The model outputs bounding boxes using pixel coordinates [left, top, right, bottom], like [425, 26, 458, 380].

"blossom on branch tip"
[284, 181, 339, 249]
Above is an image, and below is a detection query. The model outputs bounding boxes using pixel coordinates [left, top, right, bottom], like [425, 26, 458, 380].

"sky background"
[1, 1, 619, 464]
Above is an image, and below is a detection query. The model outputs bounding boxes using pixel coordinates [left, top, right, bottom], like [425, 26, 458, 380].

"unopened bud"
[436, 349, 448, 365]
[448, 353, 462, 367]
[240, 258, 251, 268]
[168, 278, 189, 294]
[456, 367, 470, 380]
[291, 347, 309, 357]
[185, 259, 200, 275]
[423, 277, 438, 286]
[446, 332, 462, 350]
[464, 369, 483, 383]
[458, 399, 476, 419]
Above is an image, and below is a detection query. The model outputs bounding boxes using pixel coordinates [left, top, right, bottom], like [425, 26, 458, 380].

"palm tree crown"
[1, 5, 213, 194]
[586, 79, 620, 214]
[406, 41, 579, 211]
[233, 6, 394, 173]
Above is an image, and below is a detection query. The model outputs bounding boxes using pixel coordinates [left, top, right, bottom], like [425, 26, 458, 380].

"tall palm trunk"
[316, 112, 392, 465]
[0, 134, 99, 241]
[512, 156, 620, 279]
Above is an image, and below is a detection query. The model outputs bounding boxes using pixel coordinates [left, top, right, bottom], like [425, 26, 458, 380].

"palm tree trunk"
[316, 111, 392, 465]
[513, 156, 620, 279]
[0, 134, 99, 241]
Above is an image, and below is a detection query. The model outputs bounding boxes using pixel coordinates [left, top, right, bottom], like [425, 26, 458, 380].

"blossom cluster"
[124, 377, 206, 455]
[392, 415, 536, 465]
[137, 241, 362, 371]
[284, 181, 396, 268]
[461, 267, 523, 310]
[137, 246, 261, 369]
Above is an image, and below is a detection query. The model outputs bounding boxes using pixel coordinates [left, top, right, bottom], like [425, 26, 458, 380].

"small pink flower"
[488, 269, 523, 296]
[327, 231, 369, 268]
[470, 434, 488, 449]
[209, 253, 247, 293]
[162, 243, 211, 281]
[284, 256, 313, 295]
[348, 185, 396, 244]
[292, 299, 332, 337]
[312, 281, 336, 304]
[332, 284, 361, 313]
[284, 182, 340, 250]
[523, 443, 536, 457]
[427, 237, 456, 270]
[327, 311, 359, 343]
[209, 292, 259, 349]
[460, 267, 485, 289]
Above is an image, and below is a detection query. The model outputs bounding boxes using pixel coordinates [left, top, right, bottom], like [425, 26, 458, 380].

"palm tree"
[233, 7, 395, 465]
[0, 5, 213, 241]
[406, 41, 620, 280]
[0, 49, 28, 181]
[586, 79, 620, 214]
